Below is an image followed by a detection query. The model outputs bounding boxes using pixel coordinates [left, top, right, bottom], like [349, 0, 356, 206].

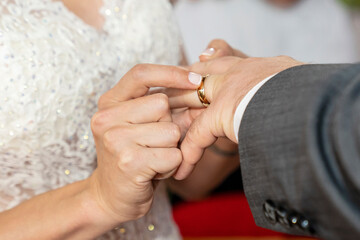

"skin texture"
[0, 61, 200, 239]
[163, 41, 304, 180]
[167, 137, 240, 201]
[89, 64, 200, 222]
[61, 0, 104, 30]
[0, 1, 301, 237]
[0, 4, 244, 239]
[165, 40, 242, 200]
[0, 1, 203, 237]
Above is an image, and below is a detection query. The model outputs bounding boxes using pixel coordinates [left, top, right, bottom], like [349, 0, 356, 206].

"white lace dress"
[0, 0, 182, 239]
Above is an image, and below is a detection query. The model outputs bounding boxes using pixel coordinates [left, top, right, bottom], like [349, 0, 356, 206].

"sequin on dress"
[0, 0, 182, 239]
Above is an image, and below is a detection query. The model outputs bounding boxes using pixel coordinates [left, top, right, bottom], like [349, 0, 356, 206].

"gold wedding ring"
[197, 74, 210, 107]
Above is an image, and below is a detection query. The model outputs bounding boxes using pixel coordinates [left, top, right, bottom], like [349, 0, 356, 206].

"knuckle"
[276, 55, 294, 61]
[169, 124, 181, 141]
[242, 57, 262, 66]
[183, 129, 203, 161]
[103, 127, 128, 154]
[287, 56, 296, 62]
[91, 111, 107, 135]
[172, 149, 183, 165]
[133, 175, 147, 186]
[243, 56, 257, 63]
[117, 147, 138, 170]
[154, 93, 170, 112]
[102, 130, 117, 152]
[186, 127, 199, 145]
[130, 64, 149, 80]
[97, 94, 110, 110]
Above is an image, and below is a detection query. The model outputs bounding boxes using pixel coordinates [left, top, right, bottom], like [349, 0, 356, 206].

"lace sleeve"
[0, 2, 98, 211]
[0, 1, 182, 239]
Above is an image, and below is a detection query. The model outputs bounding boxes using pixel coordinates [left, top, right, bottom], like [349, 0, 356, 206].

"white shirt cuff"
[233, 74, 277, 142]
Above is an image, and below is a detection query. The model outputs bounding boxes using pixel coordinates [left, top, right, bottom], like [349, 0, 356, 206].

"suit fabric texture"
[238, 64, 360, 239]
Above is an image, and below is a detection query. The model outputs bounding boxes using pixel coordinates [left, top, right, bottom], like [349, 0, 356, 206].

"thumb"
[174, 108, 218, 180]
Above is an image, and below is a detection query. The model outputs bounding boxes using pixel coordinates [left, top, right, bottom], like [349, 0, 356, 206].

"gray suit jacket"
[238, 64, 360, 240]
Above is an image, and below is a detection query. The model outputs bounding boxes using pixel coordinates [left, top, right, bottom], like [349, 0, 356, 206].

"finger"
[172, 108, 204, 140]
[116, 146, 182, 184]
[165, 75, 220, 109]
[199, 39, 248, 62]
[142, 148, 183, 181]
[104, 122, 181, 149]
[91, 93, 172, 135]
[149, 87, 201, 109]
[125, 93, 172, 123]
[189, 56, 241, 75]
[174, 109, 218, 180]
[134, 122, 181, 148]
[99, 64, 202, 109]
[199, 39, 234, 62]
[166, 88, 203, 109]
[171, 107, 188, 114]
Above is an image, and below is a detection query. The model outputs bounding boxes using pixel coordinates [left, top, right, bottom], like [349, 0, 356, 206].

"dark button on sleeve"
[263, 200, 277, 223]
[276, 207, 290, 227]
[298, 217, 315, 234]
[288, 213, 299, 227]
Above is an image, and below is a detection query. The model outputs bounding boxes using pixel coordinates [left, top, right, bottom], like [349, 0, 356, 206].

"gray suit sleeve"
[238, 64, 360, 240]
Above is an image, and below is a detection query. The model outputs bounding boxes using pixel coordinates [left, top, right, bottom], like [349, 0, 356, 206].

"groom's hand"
[199, 39, 248, 62]
[170, 39, 247, 140]
[168, 56, 303, 180]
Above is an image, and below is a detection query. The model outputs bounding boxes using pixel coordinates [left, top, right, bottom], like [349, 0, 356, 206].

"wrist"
[225, 92, 246, 143]
[231, 73, 279, 143]
[80, 174, 126, 232]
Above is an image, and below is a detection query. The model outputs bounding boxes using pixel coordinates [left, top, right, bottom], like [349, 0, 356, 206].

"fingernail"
[188, 72, 202, 86]
[201, 48, 215, 56]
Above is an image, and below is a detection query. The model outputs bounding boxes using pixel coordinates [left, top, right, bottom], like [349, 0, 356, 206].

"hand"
[199, 39, 248, 62]
[88, 64, 201, 223]
[168, 55, 304, 180]
[170, 39, 247, 139]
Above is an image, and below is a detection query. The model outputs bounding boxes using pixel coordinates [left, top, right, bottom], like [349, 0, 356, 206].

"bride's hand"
[88, 64, 201, 224]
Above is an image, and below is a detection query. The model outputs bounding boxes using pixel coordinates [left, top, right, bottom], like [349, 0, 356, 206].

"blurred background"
[170, 0, 360, 239]
[175, 0, 360, 63]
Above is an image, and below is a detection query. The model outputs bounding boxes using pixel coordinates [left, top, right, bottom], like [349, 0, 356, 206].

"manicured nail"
[188, 72, 202, 86]
[201, 48, 215, 56]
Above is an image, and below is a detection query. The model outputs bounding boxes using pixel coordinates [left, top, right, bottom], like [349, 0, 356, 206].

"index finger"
[100, 64, 202, 109]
